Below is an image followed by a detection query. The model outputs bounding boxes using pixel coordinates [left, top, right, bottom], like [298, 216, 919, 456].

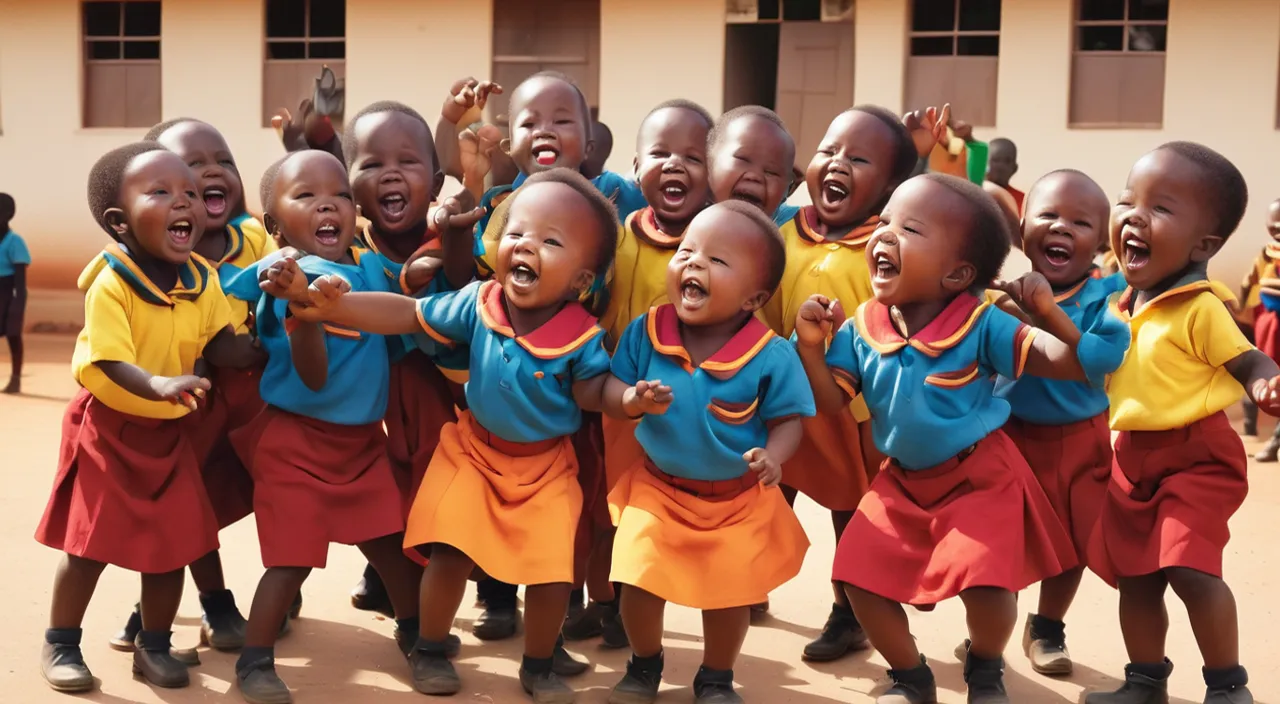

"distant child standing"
[1086, 143, 1279, 704]
[36, 143, 259, 692]
[1237, 198, 1280, 460]
[986, 138, 1024, 214]
[0, 192, 29, 394]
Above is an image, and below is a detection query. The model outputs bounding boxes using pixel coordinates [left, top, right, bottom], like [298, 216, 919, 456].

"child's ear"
[741, 288, 772, 313]
[1190, 234, 1226, 263]
[942, 262, 977, 292]
[572, 269, 596, 297]
[500, 138, 512, 157]
[263, 213, 286, 248]
[104, 208, 129, 238]
[632, 154, 639, 180]
[431, 169, 445, 202]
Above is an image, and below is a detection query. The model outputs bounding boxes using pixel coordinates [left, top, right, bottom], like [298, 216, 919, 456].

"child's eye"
[296, 192, 314, 199]
[554, 119, 574, 126]
[903, 225, 921, 235]
[710, 256, 728, 266]
[650, 150, 669, 159]
[520, 121, 535, 129]
[362, 161, 382, 170]
[220, 159, 235, 167]
[1154, 205, 1171, 215]
[339, 192, 353, 201]
[819, 148, 835, 156]
[1039, 211, 1057, 220]
[545, 238, 563, 248]
[734, 155, 748, 163]
[186, 190, 199, 198]
[851, 157, 869, 165]
[765, 170, 780, 178]
[401, 157, 418, 165]
[505, 231, 522, 239]
[152, 189, 168, 195]
[1075, 220, 1093, 228]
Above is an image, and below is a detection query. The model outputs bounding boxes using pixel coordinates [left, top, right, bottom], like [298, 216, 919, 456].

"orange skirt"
[36, 389, 219, 573]
[782, 409, 877, 511]
[404, 412, 581, 585]
[834, 430, 1075, 606]
[608, 459, 809, 610]
[1088, 412, 1247, 586]
[385, 350, 459, 516]
[186, 366, 263, 529]
[603, 415, 644, 494]
[232, 407, 405, 568]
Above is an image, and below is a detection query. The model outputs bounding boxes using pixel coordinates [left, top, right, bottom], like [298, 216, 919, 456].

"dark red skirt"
[35, 389, 219, 573]
[1254, 309, 1280, 360]
[1088, 411, 1246, 586]
[232, 407, 406, 568]
[1004, 413, 1111, 561]
[385, 350, 459, 516]
[833, 429, 1076, 606]
[185, 366, 263, 529]
[572, 412, 608, 585]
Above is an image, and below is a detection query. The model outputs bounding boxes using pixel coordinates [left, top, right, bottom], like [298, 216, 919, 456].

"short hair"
[645, 99, 715, 132]
[258, 152, 295, 217]
[989, 137, 1018, 157]
[1027, 168, 1109, 213]
[87, 141, 169, 238]
[342, 100, 438, 170]
[0, 193, 13, 222]
[708, 105, 793, 158]
[849, 105, 919, 186]
[143, 117, 205, 142]
[920, 173, 1011, 288]
[714, 200, 787, 293]
[499, 168, 618, 279]
[510, 71, 592, 131]
[1157, 141, 1248, 240]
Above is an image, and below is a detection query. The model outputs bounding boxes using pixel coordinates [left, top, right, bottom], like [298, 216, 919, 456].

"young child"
[35, 142, 258, 692]
[759, 105, 920, 661]
[795, 173, 1082, 704]
[221, 150, 427, 704]
[291, 168, 618, 703]
[100, 118, 277, 657]
[1237, 198, 1280, 459]
[986, 138, 1023, 214]
[602, 201, 812, 704]
[1086, 143, 1279, 704]
[0, 192, 28, 394]
[706, 106, 796, 224]
[993, 169, 1130, 676]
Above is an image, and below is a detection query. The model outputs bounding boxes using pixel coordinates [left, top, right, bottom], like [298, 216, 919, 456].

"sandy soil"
[1, 334, 1277, 704]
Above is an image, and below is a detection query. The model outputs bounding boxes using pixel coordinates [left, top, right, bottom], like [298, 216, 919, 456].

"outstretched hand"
[992, 272, 1056, 320]
[623, 379, 674, 418]
[744, 447, 782, 487]
[1253, 376, 1280, 417]
[260, 257, 309, 303]
[443, 77, 504, 126]
[903, 104, 952, 159]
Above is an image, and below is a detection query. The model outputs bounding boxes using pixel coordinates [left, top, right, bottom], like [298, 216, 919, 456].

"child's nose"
[317, 201, 337, 213]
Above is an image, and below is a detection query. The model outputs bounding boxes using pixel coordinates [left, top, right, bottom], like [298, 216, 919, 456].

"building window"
[83, 1, 161, 128]
[904, 0, 1001, 127]
[490, 0, 601, 126]
[726, 0, 853, 22]
[262, 0, 345, 127]
[1070, 0, 1168, 128]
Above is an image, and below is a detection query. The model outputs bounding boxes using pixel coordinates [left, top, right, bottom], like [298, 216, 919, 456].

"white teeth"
[1124, 237, 1149, 251]
[173, 220, 190, 228]
[825, 182, 849, 197]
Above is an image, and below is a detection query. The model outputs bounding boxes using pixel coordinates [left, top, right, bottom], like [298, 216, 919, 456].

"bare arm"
[1226, 349, 1280, 406]
[601, 374, 673, 420]
[796, 341, 849, 416]
[95, 361, 209, 409]
[763, 417, 803, 466]
[202, 326, 266, 369]
[287, 319, 329, 391]
[291, 291, 424, 336]
[11, 264, 26, 302]
[572, 374, 608, 413]
[436, 114, 465, 181]
[996, 273, 1086, 382]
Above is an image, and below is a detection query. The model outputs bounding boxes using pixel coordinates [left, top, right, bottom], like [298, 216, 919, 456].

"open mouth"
[379, 193, 407, 219]
[659, 179, 688, 209]
[533, 145, 559, 167]
[168, 219, 194, 246]
[821, 179, 850, 207]
[680, 277, 708, 307]
[1043, 243, 1073, 267]
[730, 188, 764, 209]
[1122, 235, 1150, 271]
[203, 188, 227, 218]
[511, 263, 539, 288]
[315, 222, 340, 247]
[872, 250, 899, 281]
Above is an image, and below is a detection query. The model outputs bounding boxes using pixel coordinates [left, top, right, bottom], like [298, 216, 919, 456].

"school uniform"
[1244, 243, 1280, 359]
[1089, 277, 1253, 585]
[994, 272, 1130, 561]
[0, 229, 31, 337]
[223, 248, 405, 569]
[827, 294, 1075, 606]
[608, 305, 813, 610]
[35, 244, 228, 573]
[762, 208, 879, 511]
[403, 280, 611, 586]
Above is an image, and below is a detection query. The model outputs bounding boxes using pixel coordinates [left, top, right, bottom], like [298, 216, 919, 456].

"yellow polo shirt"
[73, 246, 233, 419]
[1107, 280, 1253, 431]
[600, 208, 683, 351]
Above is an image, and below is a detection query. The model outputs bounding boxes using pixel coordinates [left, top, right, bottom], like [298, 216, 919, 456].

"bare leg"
[845, 584, 919, 669]
[524, 582, 571, 659]
[1036, 566, 1084, 622]
[701, 606, 750, 670]
[4, 334, 22, 392]
[1165, 567, 1239, 669]
[1117, 572, 1169, 664]
[359, 532, 422, 619]
[139, 569, 185, 632]
[187, 549, 227, 594]
[958, 587, 1016, 659]
[244, 567, 310, 648]
[418, 545, 473, 642]
[49, 555, 107, 628]
[620, 585, 666, 658]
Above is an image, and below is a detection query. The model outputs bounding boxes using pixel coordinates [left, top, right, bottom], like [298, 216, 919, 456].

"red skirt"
[1254, 308, 1280, 360]
[185, 366, 263, 529]
[385, 351, 459, 516]
[232, 407, 406, 568]
[833, 430, 1075, 606]
[1088, 412, 1247, 586]
[35, 389, 219, 573]
[1004, 413, 1111, 561]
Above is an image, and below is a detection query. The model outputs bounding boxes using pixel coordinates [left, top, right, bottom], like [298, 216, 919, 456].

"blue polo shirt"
[0, 231, 31, 277]
[613, 305, 816, 482]
[224, 248, 393, 425]
[415, 279, 611, 443]
[995, 273, 1130, 425]
[826, 294, 1035, 470]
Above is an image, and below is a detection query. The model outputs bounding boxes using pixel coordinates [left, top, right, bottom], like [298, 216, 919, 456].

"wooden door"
[775, 21, 854, 168]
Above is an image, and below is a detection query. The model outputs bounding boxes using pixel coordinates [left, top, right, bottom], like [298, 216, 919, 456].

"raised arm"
[795, 295, 853, 415]
[995, 273, 1086, 382]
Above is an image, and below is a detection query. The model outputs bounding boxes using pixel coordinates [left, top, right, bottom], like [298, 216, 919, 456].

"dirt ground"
[1, 334, 1277, 704]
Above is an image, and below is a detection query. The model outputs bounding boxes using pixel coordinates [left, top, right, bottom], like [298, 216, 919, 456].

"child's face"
[709, 116, 793, 217]
[666, 206, 771, 327]
[1022, 173, 1109, 288]
[866, 177, 973, 307]
[349, 111, 438, 237]
[496, 181, 599, 311]
[156, 122, 243, 235]
[987, 142, 1017, 187]
[1268, 200, 1280, 241]
[269, 151, 357, 262]
[508, 77, 590, 176]
[635, 108, 710, 230]
[1112, 149, 1220, 291]
[805, 111, 897, 228]
[111, 151, 206, 265]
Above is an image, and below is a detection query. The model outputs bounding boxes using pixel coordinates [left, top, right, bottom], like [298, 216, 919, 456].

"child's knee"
[1165, 566, 1225, 600]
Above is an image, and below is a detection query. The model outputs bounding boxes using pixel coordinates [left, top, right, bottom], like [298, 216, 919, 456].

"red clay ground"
[2, 334, 1277, 704]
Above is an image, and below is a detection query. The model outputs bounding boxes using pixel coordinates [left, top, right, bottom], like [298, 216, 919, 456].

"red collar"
[646, 304, 775, 379]
[854, 294, 988, 358]
[629, 207, 684, 249]
[796, 208, 878, 247]
[476, 280, 603, 359]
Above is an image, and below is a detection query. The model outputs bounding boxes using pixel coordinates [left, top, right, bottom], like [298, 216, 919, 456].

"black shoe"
[1023, 614, 1072, 676]
[394, 628, 461, 659]
[877, 657, 937, 704]
[964, 653, 1009, 704]
[607, 653, 663, 704]
[200, 590, 248, 651]
[561, 601, 605, 641]
[1204, 666, 1252, 704]
[600, 600, 629, 649]
[350, 563, 394, 618]
[109, 604, 143, 651]
[520, 667, 576, 703]
[42, 629, 94, 693]
[236, 654, 293, 704]
[749, 600, 769, 623]
[693, 666, 742, 704]
[410, 647, 462, 696]
[803, 603, 869, 662]
[133, 631, 190, 688]
[1255, 437, 1280, 462]
[1085, 661, 1172, 704]
[474, 606, 520, 641]
[553, 639, 590, 677]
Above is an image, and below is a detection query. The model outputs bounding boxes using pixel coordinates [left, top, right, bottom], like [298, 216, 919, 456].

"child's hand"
[459, 123, 504, 193]
[622, 379, 673, 418]
[993, 272, 1056, 320]
[432, 193, 485, 234]
[1253, 376, 1280, 416]
[744, 447, 782, 488]
[261, 257, 309, 303]
[307, 274, 351, 310]
[151, 375, 210, 411]
[796, 294, 842, 347]
[442, 77, 503, 126]
[903, 104, 952, 158]
[271, 98, 335, 151]
[950, 118, 974, 141]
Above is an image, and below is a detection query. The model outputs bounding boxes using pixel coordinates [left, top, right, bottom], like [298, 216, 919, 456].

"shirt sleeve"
[415, 281, 482, 346]
[8, 235, 31, 266]
[82, 275, 136, 365]
[759, 342, 816, 421]
[1189, 294, 1255, 368]
[570, 331, 612, 381]
[773, 203, 801, 227]
[824, 319, 862, 399]
[201, 274, 235, 343]
[221, 251, 282, 303]
[977, 306, 1036, 379]
[1076, 295, 1132, 387]
[609, 175, 648, 220]
[610, 315, 648, 385]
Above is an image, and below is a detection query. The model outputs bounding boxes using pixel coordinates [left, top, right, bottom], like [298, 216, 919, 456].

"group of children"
[29, 68, 1277, 704]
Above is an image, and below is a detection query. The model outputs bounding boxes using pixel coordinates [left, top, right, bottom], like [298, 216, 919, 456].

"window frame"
[261, 0, 347, 128]
[907, 0, 1002, 58]
[1068, 0, 1168, 129]
[903, 0, 1002, 128]
[81, 0, 162, 129]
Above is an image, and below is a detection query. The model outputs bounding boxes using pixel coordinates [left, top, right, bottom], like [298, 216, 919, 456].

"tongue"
[535, 152, 557, 166]
[382, 199, 406, 216]
[205, 195, 226, 216]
